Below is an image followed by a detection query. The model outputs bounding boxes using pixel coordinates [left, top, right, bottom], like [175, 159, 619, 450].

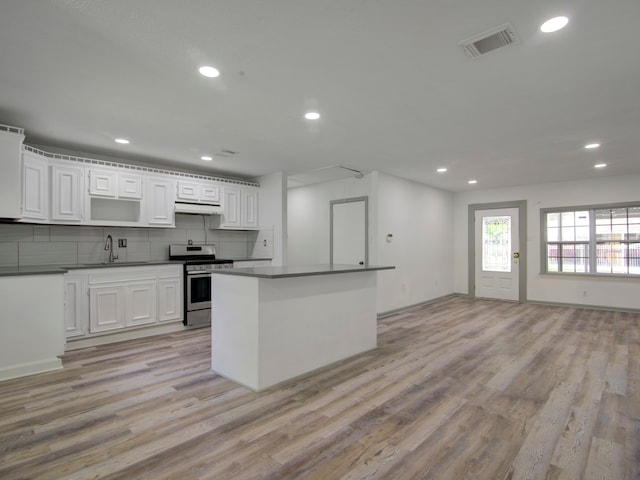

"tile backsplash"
[0, 214, 273, 267]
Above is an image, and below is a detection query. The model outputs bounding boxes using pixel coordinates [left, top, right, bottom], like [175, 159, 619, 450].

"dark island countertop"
[209, 264, 395, 279]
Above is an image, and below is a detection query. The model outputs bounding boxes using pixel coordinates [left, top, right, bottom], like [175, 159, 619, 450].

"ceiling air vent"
[459, 23, 520, 58]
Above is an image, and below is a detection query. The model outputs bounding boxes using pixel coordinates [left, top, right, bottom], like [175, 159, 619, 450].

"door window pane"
[482, 215, 511, 272]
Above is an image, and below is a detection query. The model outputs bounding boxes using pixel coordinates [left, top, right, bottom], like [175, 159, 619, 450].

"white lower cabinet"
[89, 285, 126, 333]
[65, 265, 183, 340]
[158, 275, 182, 322]
[125, 281, 157, 327]
[64, 274, 87, 338]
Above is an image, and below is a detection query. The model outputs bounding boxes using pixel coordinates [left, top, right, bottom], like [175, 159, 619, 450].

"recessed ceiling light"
[584, 143, 600, 149]
[201, 155, 213, 161]
[199, 66, 220, 78]
[468, 179, 478, 184]
[304, 112, 321, 120]
[540, 16, 569, 33]
[436, 167, 448, 173]
[594, 163, 607, 169]
[115, 138, 130, 144]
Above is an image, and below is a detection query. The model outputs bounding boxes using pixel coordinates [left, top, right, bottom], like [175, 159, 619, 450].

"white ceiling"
[1, 0, 639, 191]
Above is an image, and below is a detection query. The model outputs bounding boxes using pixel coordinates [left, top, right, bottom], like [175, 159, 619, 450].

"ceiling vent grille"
[459, 23, 520, 58]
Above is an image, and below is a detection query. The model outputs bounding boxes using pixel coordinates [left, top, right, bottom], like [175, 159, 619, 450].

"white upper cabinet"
[177, 180, 220, 203]
[89, 168, 142, 200]
[3, 131, 257, 228]
[176, 181, 199, 201]
[89, 169, 116, 197]
[145, 177, 175, 225]
[200, 183, 220, 203]
[51, 162, 84, 222]
[243, 186, 259, 229]
[118, 173, 143, 199]
[22, 150, 48, 221]
[221, 185, 242, 229]
[218, 185, 259, 230]
[0, 126, 25, 219]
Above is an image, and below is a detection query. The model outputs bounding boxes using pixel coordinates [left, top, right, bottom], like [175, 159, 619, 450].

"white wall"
[288, 174, 375, 265]
[256, 171, 287, 266]
[287, 172, 455, 313]
[376, 173, 454, 312]
[454, 173, 640, 310]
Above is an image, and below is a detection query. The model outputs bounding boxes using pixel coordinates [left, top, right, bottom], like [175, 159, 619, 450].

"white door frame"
[468, 200, 527, 302]
[330, 196, 368, 265]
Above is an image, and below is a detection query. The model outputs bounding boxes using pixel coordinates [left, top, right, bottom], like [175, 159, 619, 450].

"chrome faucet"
[104, 235, 118, 263]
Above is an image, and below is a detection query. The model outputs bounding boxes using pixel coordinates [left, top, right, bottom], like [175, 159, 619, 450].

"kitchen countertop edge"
[209, 264, 395, 279]
[0, 266, 69, 277]
[0, 258, 274, 277]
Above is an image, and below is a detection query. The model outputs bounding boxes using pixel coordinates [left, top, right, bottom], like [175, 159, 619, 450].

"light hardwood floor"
[1, 296, 638, 479]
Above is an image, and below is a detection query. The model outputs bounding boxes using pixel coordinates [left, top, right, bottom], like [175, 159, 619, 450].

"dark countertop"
[0, 266, 69, 277]
[209, 264, 395, 279]
[0, 260, 184, 277]
[228, 258, 272, 262]
[0, 258, 274, 277]
[65, 260, 184, 270]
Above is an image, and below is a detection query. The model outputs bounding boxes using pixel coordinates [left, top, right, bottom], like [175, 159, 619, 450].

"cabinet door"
[200, 183, 220, 203]
[125, 282, 157, 326]
[22, 151, 48, 220]
[242, 188, 259, 229]
[51, 164, 83, 222]
[158, 277, 182, 322]
[89, 285, 125, 333]
[177, 181, 199, 201]
[89, 169, 117, 197]
[222, 186, 242, 228]
[146, 178, 175, 225]
[65, 275, 86, 338]
[118, 173, 143, 199]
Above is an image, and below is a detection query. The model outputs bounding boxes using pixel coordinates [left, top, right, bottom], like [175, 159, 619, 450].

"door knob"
[359, 261, 364, 265]
[513, 252, 520, 258]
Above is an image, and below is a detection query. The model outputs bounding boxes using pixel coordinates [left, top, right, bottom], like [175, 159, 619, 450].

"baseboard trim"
[377, 293, 460, 318]
[0, 358, 63, 382]
[526, 299, 640, 314]
[66, 322, 187, 350]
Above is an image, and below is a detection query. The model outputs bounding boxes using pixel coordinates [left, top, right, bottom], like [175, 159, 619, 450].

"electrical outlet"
[263, 239, 267, 247]
[118, 239, 127, 248]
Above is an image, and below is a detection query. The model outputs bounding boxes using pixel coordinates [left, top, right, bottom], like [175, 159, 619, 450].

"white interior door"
[475, 207, 520, 301]
[331, 199, 367, 265]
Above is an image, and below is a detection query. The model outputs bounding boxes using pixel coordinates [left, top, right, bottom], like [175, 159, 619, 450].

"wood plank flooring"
[1, 296, 639, 479]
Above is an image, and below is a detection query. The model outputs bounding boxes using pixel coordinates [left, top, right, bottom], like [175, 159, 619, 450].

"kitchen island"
[210, 264, 394, 391]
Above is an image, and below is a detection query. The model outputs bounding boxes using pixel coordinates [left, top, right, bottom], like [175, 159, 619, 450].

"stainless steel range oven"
[169, 244, 233, 327]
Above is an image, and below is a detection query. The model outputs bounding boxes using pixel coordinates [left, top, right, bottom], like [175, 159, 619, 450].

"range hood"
[174, 201, 223, 215]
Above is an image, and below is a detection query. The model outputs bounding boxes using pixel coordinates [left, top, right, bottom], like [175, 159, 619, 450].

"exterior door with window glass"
[475, 208, 519, 301]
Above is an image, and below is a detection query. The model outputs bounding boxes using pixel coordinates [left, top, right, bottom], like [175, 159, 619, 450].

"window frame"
[541, 201, 640, 277]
